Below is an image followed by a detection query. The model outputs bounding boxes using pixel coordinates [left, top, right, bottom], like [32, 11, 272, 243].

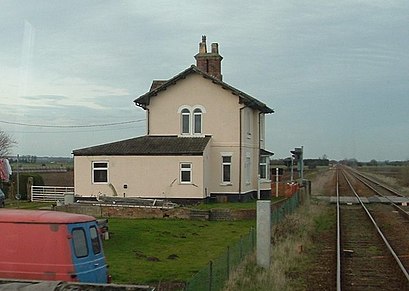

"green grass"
[5, 200, 54, 209]
[225, 200, 334, 291]
[103, 218, 255, 284]
[366, 245, 382, 257]
[304, 166, 330, 181]
[313, 211, 334, 233]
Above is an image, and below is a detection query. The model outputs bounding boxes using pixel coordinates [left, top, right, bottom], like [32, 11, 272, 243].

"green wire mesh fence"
[185, 191, 302, 291]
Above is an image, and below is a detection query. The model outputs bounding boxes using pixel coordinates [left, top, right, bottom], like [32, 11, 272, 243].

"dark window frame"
[89, 226, 101, 255]
[92, 161, 108, 184]
[180, 163, 192, 184]
[193, 108, 202, 134]
[222, 155, 232, 183]
[259, 156, 269, 180]
[181, 108, 191, 134]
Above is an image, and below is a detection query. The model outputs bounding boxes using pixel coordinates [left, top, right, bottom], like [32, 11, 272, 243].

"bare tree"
[0, 130, 16, 158]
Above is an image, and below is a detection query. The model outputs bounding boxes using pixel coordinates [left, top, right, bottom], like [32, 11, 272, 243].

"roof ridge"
[134, 66, 274, 114]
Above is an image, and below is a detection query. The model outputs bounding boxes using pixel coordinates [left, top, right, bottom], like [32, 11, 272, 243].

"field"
[103, 218, 255, 284]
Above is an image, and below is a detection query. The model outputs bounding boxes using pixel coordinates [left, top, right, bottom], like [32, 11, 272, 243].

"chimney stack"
[194, 35, 223, 81]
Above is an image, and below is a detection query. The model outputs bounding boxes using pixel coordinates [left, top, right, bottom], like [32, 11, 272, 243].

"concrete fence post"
[256, 200, 271, 269]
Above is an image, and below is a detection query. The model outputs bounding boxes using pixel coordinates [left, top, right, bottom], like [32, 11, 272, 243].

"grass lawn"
[103, 218, 255, 284]
[4, 200, 259, 284]
[5, 200, 54, 209]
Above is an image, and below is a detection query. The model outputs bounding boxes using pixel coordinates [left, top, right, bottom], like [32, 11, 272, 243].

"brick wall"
[56, 204, 258, 221]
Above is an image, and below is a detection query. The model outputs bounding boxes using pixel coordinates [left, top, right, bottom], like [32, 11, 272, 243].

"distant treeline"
[339, 159, 409, 167]
[271, 158, 330, 169]
[271, 158, 409, 169]
[7, 155, 73, 164]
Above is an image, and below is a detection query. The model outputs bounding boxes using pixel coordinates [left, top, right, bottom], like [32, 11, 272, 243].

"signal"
[290, 146, 304, 181]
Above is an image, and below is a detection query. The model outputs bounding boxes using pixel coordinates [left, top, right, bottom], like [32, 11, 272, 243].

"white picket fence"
[31, 186, 74, 202]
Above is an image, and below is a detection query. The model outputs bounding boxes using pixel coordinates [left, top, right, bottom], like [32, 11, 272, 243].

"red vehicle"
[0, 209, 109, 283]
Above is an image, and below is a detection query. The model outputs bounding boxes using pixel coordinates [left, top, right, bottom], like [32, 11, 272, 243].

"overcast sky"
[1, 1, 408, 161]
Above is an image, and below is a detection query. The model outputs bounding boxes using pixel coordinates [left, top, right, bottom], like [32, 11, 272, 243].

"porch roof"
[72, 135, 212, 156]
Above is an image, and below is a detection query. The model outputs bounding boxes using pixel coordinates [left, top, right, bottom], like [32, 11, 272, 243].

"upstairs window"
[179, 105, 205, 136]
[181, 108, 190, 134]
[193, 108, 202, 134]
[92, 162, 108, 184]
[222, 155, 232, 184]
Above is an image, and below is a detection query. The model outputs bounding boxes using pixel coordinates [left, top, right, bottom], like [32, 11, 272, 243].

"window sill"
[220, 183, 232, 186]
[180, 133, 204, 137]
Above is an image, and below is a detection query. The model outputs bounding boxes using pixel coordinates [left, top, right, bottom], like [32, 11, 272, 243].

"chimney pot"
[199, 35, 207, 54]
[211, 43, 219, 54]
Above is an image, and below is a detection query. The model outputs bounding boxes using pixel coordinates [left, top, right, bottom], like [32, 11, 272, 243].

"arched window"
[193, 108, 202, 134]
[181, 108, 191, 134]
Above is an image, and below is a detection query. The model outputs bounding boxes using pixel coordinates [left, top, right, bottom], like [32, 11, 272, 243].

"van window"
[90, 226, 101, 254]
[72, 228, 88, 258]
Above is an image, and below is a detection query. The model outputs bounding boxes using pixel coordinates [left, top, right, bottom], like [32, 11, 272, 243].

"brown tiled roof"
[134, 65, 274, 114]
[260, 149, 274, 156]
[149, 80, 167, 91]
[73, 135, 212, 156]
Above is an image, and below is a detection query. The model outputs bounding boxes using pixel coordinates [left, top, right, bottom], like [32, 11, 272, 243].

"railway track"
[336, 166, 409, 290]
[348, 167, 405, 197]
[345, 166, 409, 219]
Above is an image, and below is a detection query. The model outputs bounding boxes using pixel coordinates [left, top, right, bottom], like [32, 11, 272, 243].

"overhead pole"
[290, 155, 294, 182]
[300, 146, 304, 182]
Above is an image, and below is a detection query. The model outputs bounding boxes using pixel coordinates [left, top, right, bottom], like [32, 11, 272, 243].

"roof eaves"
[73, 135, 212, 157]
[260, 148, 274, 156]
[134, 66, 196, 109]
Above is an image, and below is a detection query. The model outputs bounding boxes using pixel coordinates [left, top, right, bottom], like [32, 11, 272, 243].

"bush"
[400, 166, 409, 187]
[11, 173, 44, 200]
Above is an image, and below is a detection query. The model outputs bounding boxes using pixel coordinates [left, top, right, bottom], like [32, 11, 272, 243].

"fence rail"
[31, 186, 74, 202]
[185, 191, 302, 291]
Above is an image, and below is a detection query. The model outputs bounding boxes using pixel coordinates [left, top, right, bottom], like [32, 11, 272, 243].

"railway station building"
[73, 36, 274, 203]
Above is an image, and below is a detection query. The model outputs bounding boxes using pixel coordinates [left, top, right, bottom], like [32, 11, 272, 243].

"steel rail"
[336, 167, 341, 291]
[341, 169, 409, 282]
[348, 167, 403, 197]
[348, 170, 409, 220]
